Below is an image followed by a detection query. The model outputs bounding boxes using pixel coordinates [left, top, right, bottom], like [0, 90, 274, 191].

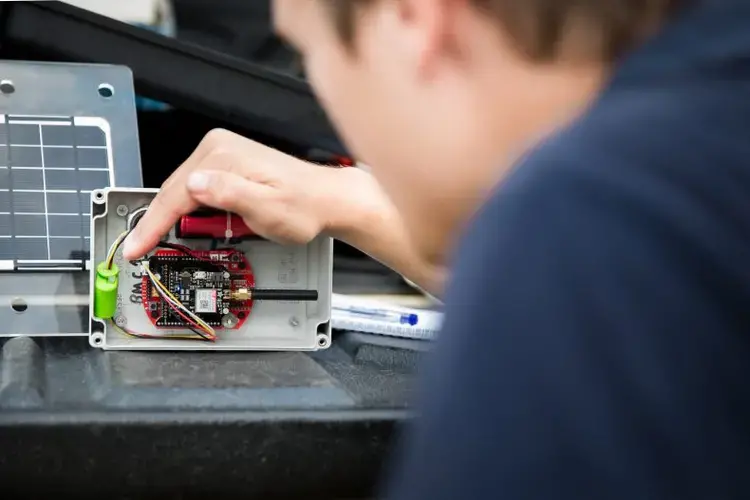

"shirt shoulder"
[460, 76, 750, 283]
[386, 78, 750, 500]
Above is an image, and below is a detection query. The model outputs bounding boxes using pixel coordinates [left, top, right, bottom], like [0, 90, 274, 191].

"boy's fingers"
[121, 139, 216, 260]
[122, 189, 198, 260]
[186, 170, 273, 221]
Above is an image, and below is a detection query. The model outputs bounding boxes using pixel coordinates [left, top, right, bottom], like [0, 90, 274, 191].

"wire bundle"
[104, 209, 219, 342]
[104, 230, 129, 269]
[141, 262, 217, 341]
[104, 207, 147, 269]
[107, 244, 220, 342]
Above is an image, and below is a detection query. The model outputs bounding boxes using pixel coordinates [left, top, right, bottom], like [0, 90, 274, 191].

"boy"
[125, 0, 750, 497]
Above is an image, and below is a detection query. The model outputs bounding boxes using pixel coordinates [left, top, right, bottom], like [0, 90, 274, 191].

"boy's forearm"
[324, 167, 446, 297]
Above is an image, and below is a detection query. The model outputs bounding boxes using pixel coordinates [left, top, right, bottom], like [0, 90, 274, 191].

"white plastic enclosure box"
[89, 187, 333, 351]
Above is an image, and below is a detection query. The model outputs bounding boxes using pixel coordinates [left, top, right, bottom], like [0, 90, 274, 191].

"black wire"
[184, 322, 214, 341]
[129, 209, 147, 230]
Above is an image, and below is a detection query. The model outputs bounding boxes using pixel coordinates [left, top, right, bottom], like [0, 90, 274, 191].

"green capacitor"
[94, 261, 120, 319]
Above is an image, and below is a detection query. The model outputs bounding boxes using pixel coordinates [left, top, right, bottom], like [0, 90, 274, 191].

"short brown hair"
[322, 0, 685, 62]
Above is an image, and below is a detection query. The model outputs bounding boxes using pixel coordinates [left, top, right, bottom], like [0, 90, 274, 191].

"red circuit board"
[141, 249, 256, 330]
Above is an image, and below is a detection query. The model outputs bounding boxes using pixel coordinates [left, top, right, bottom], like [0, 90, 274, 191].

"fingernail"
[187, 172, 210, 192]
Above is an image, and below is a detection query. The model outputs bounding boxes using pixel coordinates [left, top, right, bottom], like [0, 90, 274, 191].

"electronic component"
[141, 248, 320, 332]
[90, 187, 333, 352]
[176, 210, 258, 240]
[194, 289, 217, 313]
[142, 249, 256, 330]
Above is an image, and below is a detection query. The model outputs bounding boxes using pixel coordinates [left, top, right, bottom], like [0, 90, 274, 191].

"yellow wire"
[105, 230, 129, 268]
[111, 323, 211, 342]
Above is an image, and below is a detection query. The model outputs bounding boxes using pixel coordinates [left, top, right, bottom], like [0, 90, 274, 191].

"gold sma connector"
[230, 288, 252, 301]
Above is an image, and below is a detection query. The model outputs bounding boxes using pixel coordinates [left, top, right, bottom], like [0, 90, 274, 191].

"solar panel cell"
[41, 125, 74, 146]
[46, 169, 80, 190]
[78, 170, 108, 191]
[75, 125, 107, 147]
[15, 214, 46, 236]
[0, 191, 9, 212]
[77, 148, 108, 168]
[49, 214, 85, 237]
[51, 238, 87, 261]
[11, 146, 42, 167]
[12, 191, 45, 213]
[9, 238, 47, 260]
[0, 214, 9, 234]
[47, 192, 80, 213]
[43, 147, 76, 168]
[9, 124, 41, 144]
[11, 168, 44, 190]
[78, 192, 91, 214]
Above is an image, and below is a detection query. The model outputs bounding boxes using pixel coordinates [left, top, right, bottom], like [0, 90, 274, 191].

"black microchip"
[148, 255, 231, 327]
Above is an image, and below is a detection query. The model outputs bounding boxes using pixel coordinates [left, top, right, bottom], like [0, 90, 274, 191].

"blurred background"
[61, 0, 414, 294]
[0, 3, 429, 499]
[64, 0, 301, 80]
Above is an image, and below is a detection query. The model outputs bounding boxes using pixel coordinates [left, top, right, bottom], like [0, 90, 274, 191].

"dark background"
[0, 2, 425, 498]
[173, 0, 301, 76]
[142, 0, 399, 280]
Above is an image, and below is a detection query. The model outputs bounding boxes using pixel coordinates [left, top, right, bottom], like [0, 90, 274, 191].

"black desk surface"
[0, 270, 427, 499]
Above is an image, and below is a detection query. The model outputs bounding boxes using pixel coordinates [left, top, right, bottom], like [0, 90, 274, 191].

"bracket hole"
[11, 297, 27, 313]
[0, 80, 15, 95]
[98, 83, 114, 99]
[317, 335, 330, 348]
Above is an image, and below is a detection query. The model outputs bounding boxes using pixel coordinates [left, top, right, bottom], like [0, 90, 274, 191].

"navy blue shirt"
[387, 2, 750, 499]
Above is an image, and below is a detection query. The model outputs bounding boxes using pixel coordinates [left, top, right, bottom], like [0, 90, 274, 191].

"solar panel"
[0, 61, 142, 336]
[0, 114, 112, 266]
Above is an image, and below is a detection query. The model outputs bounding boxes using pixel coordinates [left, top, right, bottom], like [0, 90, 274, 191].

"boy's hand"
[121, 128, 445, 296]
[122, 129, 342, 260]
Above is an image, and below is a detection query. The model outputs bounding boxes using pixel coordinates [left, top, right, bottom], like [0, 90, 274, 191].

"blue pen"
[333, 305, 419, 326]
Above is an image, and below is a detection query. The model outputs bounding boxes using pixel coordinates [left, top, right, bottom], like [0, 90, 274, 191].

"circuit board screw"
[116, 205, 129, 217]
[115, 315, 127, 328]
[221, 313, 239, 329]
[289, 317, 300, 327]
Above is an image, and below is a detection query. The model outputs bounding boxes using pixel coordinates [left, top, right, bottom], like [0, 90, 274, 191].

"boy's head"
[273, 0, 683, 264]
